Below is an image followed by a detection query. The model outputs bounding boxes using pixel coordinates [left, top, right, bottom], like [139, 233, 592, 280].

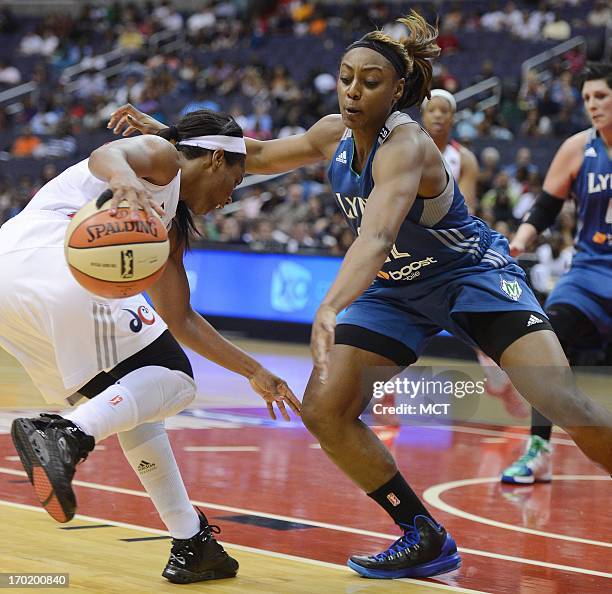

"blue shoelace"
[374, 525, 420, 561]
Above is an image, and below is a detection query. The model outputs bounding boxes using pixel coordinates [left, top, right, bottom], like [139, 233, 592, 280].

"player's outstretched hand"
[107, 104, 167, 137]
[311, 304, 337, 385]
[248, 367, 301, 421]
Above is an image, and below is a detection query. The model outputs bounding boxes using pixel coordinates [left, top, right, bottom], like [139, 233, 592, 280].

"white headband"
[178, 135, 247, 154]
[421, 89, 457, 112]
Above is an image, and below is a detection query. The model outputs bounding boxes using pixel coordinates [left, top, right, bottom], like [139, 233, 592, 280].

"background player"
[109, 14, 612, 579]
[421, 88, 479, 213]
[421, 89, 529, 419]
[501, 61, 612, 484]
[0, 109, 299, 584]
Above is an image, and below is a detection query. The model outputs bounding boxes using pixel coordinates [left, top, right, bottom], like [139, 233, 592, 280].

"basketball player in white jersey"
[421, 90, 529, 419]
[420, 89, 479, 214]
[0, 109, 300, 584]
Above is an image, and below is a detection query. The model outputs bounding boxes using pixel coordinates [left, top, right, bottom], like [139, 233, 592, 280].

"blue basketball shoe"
[348, 516, 461, 579]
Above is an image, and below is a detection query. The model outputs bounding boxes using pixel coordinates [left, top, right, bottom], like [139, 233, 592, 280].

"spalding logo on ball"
[64, 189, 170, 298]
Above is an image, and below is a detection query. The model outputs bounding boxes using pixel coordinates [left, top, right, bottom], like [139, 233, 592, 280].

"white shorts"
[0, 210, 167, 404]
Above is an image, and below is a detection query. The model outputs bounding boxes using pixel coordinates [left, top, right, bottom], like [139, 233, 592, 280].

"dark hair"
[344, 10, 440, 110]
[581, 61, 612, 90]
[156, 109, 245, 249]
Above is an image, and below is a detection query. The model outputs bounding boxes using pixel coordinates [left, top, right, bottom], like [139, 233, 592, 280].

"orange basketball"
[64, 197, 169, 299]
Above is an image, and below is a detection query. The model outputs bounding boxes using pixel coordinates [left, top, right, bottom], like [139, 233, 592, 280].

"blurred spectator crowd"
[0, 0, 609, 296]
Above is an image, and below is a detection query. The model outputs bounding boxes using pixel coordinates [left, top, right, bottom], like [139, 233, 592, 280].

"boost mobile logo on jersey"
[123, 305, 156, 332]
[120, 249, 134, 278]
[378, 257, 437, 282]
[500, 277, 522, 301]
[271, 261, 312, 313]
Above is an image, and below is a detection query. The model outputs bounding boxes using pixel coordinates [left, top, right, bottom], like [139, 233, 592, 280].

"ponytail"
[344, 10, 440, 110]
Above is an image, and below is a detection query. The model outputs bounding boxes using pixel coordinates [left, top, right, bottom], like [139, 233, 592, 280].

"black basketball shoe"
[348, 515, 461, 579]
[162, 509, 239, 584]
[11, 415, 95, 523]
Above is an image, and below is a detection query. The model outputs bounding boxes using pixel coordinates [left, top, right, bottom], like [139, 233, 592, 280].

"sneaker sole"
[347, 553, 462, 579]
[162, 557, 239, 584]
[10, 419, 75, 523]
[10, 419, 35, 483]
[501, 474, 552, 484]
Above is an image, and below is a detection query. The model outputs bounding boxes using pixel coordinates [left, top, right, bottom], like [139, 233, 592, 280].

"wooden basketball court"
[1, 344, 610, 593]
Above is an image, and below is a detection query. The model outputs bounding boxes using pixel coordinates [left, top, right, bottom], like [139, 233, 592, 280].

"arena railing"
[149, 28, 186, 55]
[453, 76, 502, 119]
[60, 48, 128, 88]
[521, 36, 586, 82]
[0, 81, 38, 110]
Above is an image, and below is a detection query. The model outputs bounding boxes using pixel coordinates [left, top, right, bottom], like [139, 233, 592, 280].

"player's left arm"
[147, 227, 300, 418]
[147, 227, 263, 377]
[458, 147, 479, 214]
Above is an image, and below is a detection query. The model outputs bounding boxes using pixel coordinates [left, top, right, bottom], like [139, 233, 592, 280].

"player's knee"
[301, 399, 324, 435]
[301, 398, 338, 440]
[167, 369, 196, 413]
[118, 420, 165, 451]
[117, 366, 196, 419]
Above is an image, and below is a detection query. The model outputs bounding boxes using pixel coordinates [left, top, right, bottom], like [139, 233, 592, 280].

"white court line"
[423, 476, 612, 548]
[0, 467, 609, 579]
[0, 499, 488, 594]
[183, 446, 260, 452]
[424, 425, 575, 446]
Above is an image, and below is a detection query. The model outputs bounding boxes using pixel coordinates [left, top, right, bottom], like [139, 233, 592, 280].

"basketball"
[64, 196, 169, 299]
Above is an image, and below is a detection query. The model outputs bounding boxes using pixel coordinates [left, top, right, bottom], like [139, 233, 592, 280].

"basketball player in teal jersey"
[501, 62, 612, 484]
[110, 12, 612, 579]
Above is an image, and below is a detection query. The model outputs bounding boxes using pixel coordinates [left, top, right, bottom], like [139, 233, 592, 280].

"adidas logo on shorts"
[527, 315, 544, 327]
[137, 460, 157, 474]
[335, 150, 347, 164]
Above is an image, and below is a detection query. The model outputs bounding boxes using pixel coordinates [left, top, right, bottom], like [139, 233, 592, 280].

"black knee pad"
[545, 304, 601, 353]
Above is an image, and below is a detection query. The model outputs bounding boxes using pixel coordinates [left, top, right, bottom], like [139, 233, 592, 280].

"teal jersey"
[571, 129, 612, 259]
[327, 112, 508, 283]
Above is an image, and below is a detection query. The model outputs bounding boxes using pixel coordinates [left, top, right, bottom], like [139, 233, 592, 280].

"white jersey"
[442, 140, 462, 182]
[0, 158, 181, 404]
[24, 157, 181, 228]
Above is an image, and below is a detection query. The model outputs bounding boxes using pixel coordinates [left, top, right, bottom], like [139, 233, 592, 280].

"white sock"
[64, 366, 196, 442]
[118, 422, 200, 539]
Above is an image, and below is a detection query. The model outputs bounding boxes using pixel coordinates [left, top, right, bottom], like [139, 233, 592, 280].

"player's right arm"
[509, 130, 587, 256]
[107, 104, 344, 174]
